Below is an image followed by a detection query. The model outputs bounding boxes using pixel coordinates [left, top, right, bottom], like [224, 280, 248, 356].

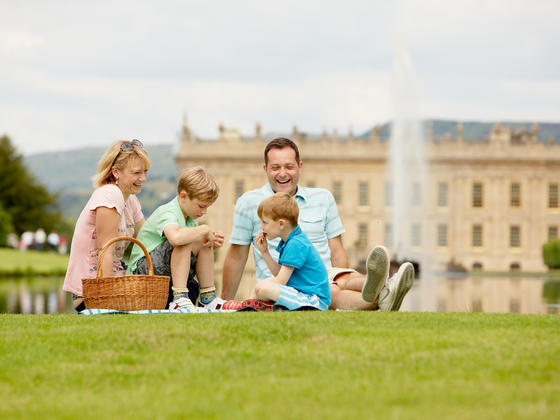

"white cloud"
[0, 30, 45, 54]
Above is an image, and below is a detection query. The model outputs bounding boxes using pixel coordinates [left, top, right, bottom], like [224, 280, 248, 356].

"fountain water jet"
[388, 34, 429, 277]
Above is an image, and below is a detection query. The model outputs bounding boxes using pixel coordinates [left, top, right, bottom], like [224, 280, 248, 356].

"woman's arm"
[95, 206, 120, 275]
[133, 218, 145, 237]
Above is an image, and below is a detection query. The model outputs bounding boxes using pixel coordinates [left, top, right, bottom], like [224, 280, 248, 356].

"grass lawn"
[0, 248, 68, 276]
[1, 311, 558, 419]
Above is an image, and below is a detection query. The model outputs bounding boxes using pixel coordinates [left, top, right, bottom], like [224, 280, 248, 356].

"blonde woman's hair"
[257, 192, 299, 227]
[92, 140, 151, 188]
[178, 167, 219, 203]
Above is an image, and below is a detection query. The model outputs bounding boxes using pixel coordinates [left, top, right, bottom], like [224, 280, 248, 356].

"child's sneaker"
[168, 296, 196, 311]
[198, 297, 226, 310]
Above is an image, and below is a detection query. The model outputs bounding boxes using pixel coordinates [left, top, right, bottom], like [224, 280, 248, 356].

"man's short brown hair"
[257, 192, 299, 227]
[177, 167, 219, 203]
[264, 137, 300, 165]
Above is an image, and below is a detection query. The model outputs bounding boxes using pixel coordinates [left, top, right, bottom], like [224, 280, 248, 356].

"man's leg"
[329, 275, 376, 310]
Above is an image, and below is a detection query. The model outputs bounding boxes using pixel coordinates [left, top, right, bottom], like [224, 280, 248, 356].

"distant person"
[63, 139, 150, 312]
[58, 235, 68, 254]
[252, 192, 330, 310]
[222, 137, 415, 311]
[47, 231, 60, 252]
[20, 230, 34, 252]
[34, 228, 46, 251]
[128, 167, 225, 311]
[7, 233, 19, 249]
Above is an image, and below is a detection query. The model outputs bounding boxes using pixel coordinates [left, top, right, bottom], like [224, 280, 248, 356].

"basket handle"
[97, 236, 153, 279]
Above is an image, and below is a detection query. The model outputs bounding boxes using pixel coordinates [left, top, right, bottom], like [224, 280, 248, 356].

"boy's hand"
[255, 232, 268, 254]
[212, 231, 224, 248]
[202, 228, 215, 248]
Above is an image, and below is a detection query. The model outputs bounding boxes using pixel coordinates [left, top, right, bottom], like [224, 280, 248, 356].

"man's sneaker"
[361, 245, 390, 303]
[378, 262, 415, 311]
[168, 297, 196, 311]
[198, 297, 226, 311]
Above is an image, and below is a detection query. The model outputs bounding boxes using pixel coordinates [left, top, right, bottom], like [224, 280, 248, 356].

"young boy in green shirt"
[128, 167, 225, 310]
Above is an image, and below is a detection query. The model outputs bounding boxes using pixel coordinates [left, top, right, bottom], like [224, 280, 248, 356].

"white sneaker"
[199, 297, 226, 311]
[168, 297, 196, 311]
[378, 262, 415, 311]
[361, 245, 390, 303]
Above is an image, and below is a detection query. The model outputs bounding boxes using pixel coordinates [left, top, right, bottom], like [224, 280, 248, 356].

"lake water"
[1, 275, 559, 314]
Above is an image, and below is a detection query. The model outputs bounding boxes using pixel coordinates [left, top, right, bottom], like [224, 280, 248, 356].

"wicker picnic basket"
[82, 236, 170, 311]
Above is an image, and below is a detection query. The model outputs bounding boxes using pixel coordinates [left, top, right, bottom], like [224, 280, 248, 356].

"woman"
[63, 139, 150, 312]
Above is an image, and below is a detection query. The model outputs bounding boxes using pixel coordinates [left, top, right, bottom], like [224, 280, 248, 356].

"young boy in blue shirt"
[253, 192, 331, 310]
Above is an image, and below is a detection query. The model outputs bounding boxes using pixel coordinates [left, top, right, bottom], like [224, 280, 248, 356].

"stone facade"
[175, 119, 560, 279]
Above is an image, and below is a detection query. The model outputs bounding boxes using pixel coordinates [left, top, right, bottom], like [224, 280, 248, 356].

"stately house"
[175, 119, 560, 289]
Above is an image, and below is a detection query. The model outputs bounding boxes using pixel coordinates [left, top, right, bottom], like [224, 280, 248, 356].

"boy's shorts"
[133, 240, 199, 304]
[276, 284, 328, 311]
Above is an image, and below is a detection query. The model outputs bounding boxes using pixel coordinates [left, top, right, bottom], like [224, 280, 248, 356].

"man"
[222, 137, 414, 310]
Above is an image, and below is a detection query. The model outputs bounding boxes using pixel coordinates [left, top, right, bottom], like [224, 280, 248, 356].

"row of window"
[354, 223, 559, 249]
[233, 179, 560, 209]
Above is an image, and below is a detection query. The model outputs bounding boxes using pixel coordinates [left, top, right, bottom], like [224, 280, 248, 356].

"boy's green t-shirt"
[127, 197, 197, 273]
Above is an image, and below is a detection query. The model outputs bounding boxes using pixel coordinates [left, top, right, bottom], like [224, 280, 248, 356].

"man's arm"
[222, 243, 250, 299]
[328, 235, 349, 268]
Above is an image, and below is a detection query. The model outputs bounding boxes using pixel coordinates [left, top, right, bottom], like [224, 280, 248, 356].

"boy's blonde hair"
[92, 140, 151, 188]
[258, 192, 299, 227]
[178, 167, 219, 203]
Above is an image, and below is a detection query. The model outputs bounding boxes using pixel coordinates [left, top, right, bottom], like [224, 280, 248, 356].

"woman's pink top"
[63, 184, 143, 296]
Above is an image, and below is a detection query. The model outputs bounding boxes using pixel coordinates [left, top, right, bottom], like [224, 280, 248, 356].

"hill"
[24, 144, 178, 220]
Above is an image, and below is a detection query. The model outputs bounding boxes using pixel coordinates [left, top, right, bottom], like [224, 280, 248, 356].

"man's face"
[264, 147, 302, 195]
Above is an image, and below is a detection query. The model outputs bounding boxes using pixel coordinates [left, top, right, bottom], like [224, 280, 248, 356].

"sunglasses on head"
[119, 139, 143, 152]
[112, 139, 144, 167]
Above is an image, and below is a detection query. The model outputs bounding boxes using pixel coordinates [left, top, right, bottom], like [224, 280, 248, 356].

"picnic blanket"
[78, 299, 316, 315]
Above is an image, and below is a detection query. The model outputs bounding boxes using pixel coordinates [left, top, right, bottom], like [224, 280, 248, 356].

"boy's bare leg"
[193, 241, 215, 289]
[254, 279, 280, 302]
[170, 244, 192, 289]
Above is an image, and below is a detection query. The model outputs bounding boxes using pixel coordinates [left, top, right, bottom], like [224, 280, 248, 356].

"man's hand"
[255, 232, 269, 254]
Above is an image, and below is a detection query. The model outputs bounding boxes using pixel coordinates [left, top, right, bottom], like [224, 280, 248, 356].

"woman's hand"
[255, 232, 269, 255]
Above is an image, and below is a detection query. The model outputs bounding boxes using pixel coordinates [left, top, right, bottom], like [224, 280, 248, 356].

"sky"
[1, 0, 559, 155]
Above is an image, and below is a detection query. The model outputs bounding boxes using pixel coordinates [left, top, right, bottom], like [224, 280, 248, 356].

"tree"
[543, 239, 560, 270]
[0, 202, 14, 246]
[0, 135, 61, 234]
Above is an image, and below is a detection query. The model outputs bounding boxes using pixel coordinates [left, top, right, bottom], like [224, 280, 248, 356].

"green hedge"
[543, 239, 560, 269]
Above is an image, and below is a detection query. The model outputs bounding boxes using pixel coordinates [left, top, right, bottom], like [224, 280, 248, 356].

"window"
[510, 183, 521, 207]
[307, 181, 316, 188]
[437, 224, 448, 247]
[359, 182, 369, 206]
[438, 182, 448, 207]
[234, 180, 244, 202]
[548, 226, 558, 240]
[411, 223, 421, 247]
[357, 223, 368, 248]
[472, 182, 483, 208]
[412, 182, 421, 206]
[549, 183, 559, 208]
[385, 223, 393, 247]
[472, 224, 483, 247]
[333, 181, 342, 204]
[385, 183, 392, 206]
[472, 262, 483, 271]
[510, 225, 521, 248]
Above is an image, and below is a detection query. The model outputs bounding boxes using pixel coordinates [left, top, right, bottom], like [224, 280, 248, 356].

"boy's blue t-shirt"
[276, 225, 331, 307]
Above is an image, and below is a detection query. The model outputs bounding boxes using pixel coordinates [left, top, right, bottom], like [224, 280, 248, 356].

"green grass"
[0, 248, 68, 276]
[1, 312, 558, 419]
